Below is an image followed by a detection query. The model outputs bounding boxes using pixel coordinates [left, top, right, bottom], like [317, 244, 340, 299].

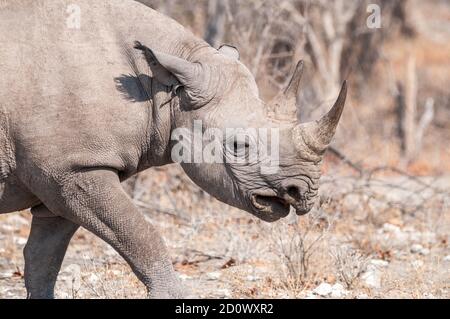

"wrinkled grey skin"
[0, 0, 347, 298]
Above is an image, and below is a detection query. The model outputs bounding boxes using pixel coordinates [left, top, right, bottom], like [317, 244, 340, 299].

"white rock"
[381, 223, 409, 244]
[0, 225, 14, 231]
[59, 292, 71, 299]
[362, 267, 381, 289]
[305, 292, 317, 299]
[217, 288, 231, 298]
[410, 244, 423, 253]
[370, 259, 389, 267]
[423, 292, 435, 299]
[109, 269, 122, 276]
[408, 232, 421, 243]
[13, 236, 27, 246]
[330, 283, 347, 298]
[277, 292, 291, 299]
[104, 246, 118, 257]
[411, 260, 424, 268]
[443, 255, 450, 262]
[179, 273, 191, 281]
[246, 275, 259, 282]
[313, 283, 333, 296]
[206, 271, 221, 280]
[382, 223, 401, 233]
[357, 293, 369, 299]
[410, 244, 429, 255]
[87, 273, 99, 284]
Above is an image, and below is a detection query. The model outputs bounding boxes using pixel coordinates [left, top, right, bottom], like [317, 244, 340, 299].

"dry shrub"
[330, 245, 369, 289]
[260, 207, 334, 293]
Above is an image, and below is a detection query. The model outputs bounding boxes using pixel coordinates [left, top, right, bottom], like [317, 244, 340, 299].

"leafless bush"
[261, 208, 334, 292]
[330, 246, 369, 289]
[321, 153, 450, 226]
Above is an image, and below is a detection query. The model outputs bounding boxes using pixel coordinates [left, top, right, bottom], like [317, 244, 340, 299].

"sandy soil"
[0, 166, 448, 299]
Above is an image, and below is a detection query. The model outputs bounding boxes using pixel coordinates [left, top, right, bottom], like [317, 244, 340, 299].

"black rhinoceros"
[0, 0, 346, 298]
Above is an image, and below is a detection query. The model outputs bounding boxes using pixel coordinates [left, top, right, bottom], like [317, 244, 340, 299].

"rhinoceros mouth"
[250, 193, 291, 218]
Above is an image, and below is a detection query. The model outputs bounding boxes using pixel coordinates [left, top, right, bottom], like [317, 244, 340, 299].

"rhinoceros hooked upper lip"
[250, 192, 291, 218]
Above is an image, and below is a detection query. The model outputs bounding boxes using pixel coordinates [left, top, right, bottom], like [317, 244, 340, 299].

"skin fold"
[0, 0, 346, 298]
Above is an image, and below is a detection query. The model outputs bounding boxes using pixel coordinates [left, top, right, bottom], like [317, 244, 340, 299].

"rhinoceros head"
[136, 43, 347, 222]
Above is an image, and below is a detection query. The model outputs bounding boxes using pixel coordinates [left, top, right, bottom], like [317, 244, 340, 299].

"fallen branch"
[175, 249, 225, 266]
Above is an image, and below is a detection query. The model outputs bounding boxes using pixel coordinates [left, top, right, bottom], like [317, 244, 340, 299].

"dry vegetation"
[0, 0, 449, 299]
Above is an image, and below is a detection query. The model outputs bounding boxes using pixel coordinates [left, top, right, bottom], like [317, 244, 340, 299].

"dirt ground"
[0, 166, 448, 299]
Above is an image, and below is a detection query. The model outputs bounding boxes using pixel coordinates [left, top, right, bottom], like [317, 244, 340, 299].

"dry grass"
[2, 164, 448, 299]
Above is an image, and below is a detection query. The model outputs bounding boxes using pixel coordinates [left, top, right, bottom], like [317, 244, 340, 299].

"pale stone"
[313, 283, 333, 296]
[206, 271, 221, 280]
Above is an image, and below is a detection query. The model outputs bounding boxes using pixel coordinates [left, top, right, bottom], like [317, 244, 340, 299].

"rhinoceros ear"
[218, 44, 240, 60]
[134, 41, 212, 109]
[134, 41, 190, 86]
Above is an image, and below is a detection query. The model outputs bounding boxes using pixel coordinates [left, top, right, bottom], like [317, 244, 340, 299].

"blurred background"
[0, 0, 449, 299]
[139, 0, 450, 173]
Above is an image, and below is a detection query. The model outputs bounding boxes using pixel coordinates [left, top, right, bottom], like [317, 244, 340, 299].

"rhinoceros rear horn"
[294, 81, 347, 157]
[267, 60, 304, 120]
[134, 41, 210, 109]
[284, 60, 304, 101]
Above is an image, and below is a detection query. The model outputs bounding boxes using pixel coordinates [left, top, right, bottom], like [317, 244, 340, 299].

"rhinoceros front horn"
[293, 81, 347, 158]
[314, 81, 347, 146]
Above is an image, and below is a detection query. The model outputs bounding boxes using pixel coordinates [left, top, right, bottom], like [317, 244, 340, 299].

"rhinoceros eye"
[233, 141, 249, 157]
[224, 133, 254, 161]
[225, 138, 249, 158]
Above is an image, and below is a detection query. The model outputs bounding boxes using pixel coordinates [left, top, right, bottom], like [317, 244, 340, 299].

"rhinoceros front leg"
[35, 169, 183, 299]
[24, 207, 79, 299]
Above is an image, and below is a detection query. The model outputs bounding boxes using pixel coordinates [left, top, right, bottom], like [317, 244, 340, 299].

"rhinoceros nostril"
[287, 186, 300, 199]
